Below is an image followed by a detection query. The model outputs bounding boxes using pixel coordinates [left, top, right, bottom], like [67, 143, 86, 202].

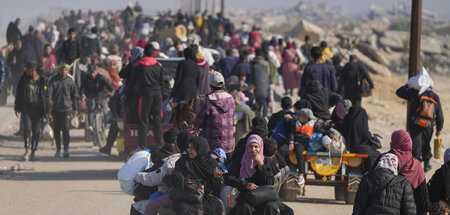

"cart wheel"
[334, 186, 345, 201]
[344, 190, 356, 204]
[283, 189, 297, 202]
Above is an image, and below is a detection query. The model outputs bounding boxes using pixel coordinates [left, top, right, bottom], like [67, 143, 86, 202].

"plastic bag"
[118, 149, 153, 195]
[42, 122, 54, 139]
[71, 116, 80, 128]
[408, 67, 433, 95]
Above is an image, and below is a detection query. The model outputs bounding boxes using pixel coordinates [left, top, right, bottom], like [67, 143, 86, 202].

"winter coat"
[134, 153, 182, 193]
[7, 48, 28, 77]
[60, 39, 80, 64]
[216, 57, 238, 80]
[48, 75, 78, 112]
[300, 62, 338, 95]
[133, 56, 163, 96]
[80, 73, 114, 99]
[6, 22, 22, 44]
[22, 33, 43, 62]
[428, 162, 450, 205]
[14, 75, 49, 116]
[193, 90, 235, 153]
[353, 168, 417, 215]
[172, 53, 200, 103]
[302, 79, 342, 120]
[338, 62, 374, 100]
[250, 57, 270, 100]
[282, 48, 301, 90]
[80, 33, 101, 58]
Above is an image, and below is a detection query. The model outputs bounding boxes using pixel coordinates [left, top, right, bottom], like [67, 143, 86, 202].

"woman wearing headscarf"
[172, 47, 200, 103]
[353, 153, 416, 215]
[389, 130, 432, 214]
[170, 136, 224, 215]
[224, 134, 280, 215]
[428, 148, 450, 210]
[120, 46, 144, 123]
[331, 99, 352, 134]
[281, 42, 301, 96]
[342, 105, 380, 172]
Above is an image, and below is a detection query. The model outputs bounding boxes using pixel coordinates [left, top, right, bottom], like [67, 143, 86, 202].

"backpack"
[413, 93, 437, 128]
[271, 118, 288, 144]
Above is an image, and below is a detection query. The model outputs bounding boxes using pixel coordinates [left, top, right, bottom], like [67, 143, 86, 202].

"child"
[287, 108, 317, 182]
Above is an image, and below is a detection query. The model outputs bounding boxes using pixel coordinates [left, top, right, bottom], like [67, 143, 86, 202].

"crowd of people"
[1, 2, 449, 215]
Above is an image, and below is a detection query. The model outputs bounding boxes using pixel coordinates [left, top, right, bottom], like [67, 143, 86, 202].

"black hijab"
[176, 136, 218, 180]
[342, 105, 371, 152]
[176, 130, 193, 153]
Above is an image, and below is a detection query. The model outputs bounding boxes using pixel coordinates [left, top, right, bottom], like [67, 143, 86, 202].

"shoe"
[55, 150, 61, 158]
[99, 147, 111, 155]
[14, 130, 23, 136]
[63, 150, 69, 158]
[21, 148, 30, 161]
[88, 126, 94, 133]
[424, 161, 432, 173]
[29, 151, 38, 161]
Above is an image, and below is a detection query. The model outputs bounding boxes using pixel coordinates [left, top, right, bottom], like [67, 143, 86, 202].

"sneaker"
[29, 151, 38, 161]
[99, 147, 111, 155]
[63, 150, 69, 158]
[21, 148, 30, 161]
[424, 164, 432, 173]
[54, 150, 61, 158]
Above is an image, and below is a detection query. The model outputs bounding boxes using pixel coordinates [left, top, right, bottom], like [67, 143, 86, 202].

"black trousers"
[53, 111, 70, 151]
[279, 143, 306, 175]
[138, 93, 162, 149]
[105, 120, 119, 149]
[23, 109, 43, 151]
[409, 124, 433, 163]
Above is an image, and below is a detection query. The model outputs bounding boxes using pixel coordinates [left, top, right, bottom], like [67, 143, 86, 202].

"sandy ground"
[0, 72, 449, 215]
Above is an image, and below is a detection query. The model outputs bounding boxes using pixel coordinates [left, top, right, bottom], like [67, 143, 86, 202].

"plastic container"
[118, 149, 153, 195]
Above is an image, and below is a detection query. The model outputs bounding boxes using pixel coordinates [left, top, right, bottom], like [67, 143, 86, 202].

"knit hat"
[298, 108, 317, 120]
[209, 71, 225, 88]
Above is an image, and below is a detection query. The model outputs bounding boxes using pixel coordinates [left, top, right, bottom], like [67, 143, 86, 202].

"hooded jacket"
[302, 79, 341, 120]
[14, 74, 49, 115]
[194, 90, 236, 153]
[133, 56, 163, 96]
[353, 168, 416, 215]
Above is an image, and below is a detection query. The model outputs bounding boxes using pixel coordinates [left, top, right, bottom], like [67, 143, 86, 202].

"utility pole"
[406, 0, 422, 129]
[221, 0, 224, 17]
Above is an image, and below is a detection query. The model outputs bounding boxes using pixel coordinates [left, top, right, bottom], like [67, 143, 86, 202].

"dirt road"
[0, 72, 448, 215]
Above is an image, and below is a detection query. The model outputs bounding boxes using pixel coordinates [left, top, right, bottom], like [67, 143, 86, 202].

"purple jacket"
[194, 90, 236, 153]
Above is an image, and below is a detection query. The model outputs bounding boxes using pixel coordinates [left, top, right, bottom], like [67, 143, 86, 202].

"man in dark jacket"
[48, 63, 78, 158]
[80, 64, 114, 133]
[230, 50, 251, 80]
[80, 27, 101, 59]
[7, 41, 28, 97]
[60, 28, 80, 64]
[22, 26, 43, 63]
[135, 44, 164, 149]
[14, 62, 48, 161]
[338, 55, 374, 107]
[250, 48, 270, 117]
[353, 153, 416, 215]
[396, 83, 444, 172]
[301, 72, 341, 120]
[300, 46, 338, 96]
[6, 18, 22, 45]
[194, 72, 235, 158]
[216, 49, 238, 80]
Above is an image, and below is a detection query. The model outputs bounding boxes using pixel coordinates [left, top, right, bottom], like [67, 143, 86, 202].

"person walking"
[14, 62, 49, 161]
[338, 55, 374, 107]
[172, 47, 200, 103]
[353, 153, 416, 215]
[300, 35, 312, 64]
[281, 42, 300, 96]
[396, 81, 444, 172]
[22, 25, 43, 63]
[250, 48, 270, 117]
[6, 18, 22, 45]
[60, 28, 80, 64]
[48, 63, 79, 158]
[300, 46, 338, 95]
